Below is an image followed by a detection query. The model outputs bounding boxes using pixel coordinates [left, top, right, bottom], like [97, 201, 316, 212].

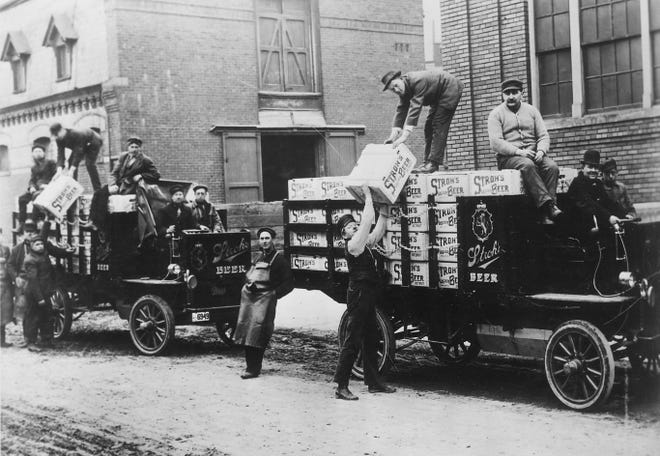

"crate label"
[433, 203, 458, 232]
[438, 262, 459, 289]
[386, 204, 429, 232]
[427, 173, 469, 202]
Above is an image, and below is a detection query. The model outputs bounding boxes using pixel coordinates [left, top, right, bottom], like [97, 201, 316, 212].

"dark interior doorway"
[261, 135, 317, 201]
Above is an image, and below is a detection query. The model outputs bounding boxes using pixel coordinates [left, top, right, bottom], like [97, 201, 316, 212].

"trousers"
[333, 283, 382, 387]
[72, 146, 102, 192]
[498, 154, 559, 208]
[245, 346, 266, 374]
[23, 294, 53, 344]
[423, 84, 463, 165]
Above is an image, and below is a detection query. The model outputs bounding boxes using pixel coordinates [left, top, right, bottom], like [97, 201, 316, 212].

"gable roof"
[1, 30, 30, 61]
[42, 13, 78, 46]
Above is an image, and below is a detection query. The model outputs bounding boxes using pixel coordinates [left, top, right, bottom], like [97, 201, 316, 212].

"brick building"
[439, 0, 660, 204]
[0, 0, 425, 234]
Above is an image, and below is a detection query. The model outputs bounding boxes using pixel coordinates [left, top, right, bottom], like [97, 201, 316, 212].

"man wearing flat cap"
[567, 149, 628, 237]
[189, 184, 226, 233]
[233, 226, 293, 379]
[601, 159, 637, 220]
[333, 186, 395, 400]
[382, 68, 464, 173]
[87, 136, 160, 242]
[15, 144, 57, 234]
[156, 185, 197, 237]
[488, 78, 562, 224]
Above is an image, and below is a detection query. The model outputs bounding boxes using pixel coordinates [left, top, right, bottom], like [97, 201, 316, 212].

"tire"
[216, 320, 236, 347]
[337, 307, 395, 380]
[51, 288, 73, 340]
[429, 323, 481, 365]
[544, 320, 615, 410]
[128, 295, 175, 355]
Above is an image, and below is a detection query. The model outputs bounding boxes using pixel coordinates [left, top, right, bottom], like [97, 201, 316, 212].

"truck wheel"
[544, 320, 615, 410]
[216, 321, 236, 347]
[430, 323, 480, 365]
[337, 307, 395, 380]
[51, 288, 73, 340]
[129, 295, 175, 355]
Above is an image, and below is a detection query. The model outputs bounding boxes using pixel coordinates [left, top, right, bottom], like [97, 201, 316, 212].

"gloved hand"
[384, 127, 402, 144]
[247, 282, 257, 293]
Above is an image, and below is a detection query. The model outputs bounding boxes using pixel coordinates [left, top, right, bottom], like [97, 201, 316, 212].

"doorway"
[261, 135, 317, 201]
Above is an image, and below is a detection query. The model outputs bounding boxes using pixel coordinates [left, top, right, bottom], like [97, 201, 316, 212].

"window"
[42, 14, 77, 82]
[257, 0, 314, 92]
[54, 41, 71, 80]
[581, 0, 642, 111]
[1, 31, 31, 93]
[10, 52, 26, 93]
[0, 145, 9, 173]
[531, 0, 655, 116]
[534, 0, 572, 115]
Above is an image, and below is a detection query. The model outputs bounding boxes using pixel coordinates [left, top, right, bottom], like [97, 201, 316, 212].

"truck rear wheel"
[544, 320, 615, 410]
[129, 295, 175, 355]
[337, 307, 395, 380]
[51, 288, 73, 340]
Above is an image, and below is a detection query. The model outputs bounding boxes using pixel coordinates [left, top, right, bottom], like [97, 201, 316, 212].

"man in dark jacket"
[567, 149, 627, 239]
[189, 184, 225, 233]
[15, 145, 57, 233]
[601, 159, 637, 220]
[157, 185, 197, 237]
[51, 122, 103, 191]
[88, 136, 160, 234]
[382, 68, 464, 173]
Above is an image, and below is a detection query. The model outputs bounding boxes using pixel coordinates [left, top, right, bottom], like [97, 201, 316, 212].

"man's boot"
[0, 326, 12, 348]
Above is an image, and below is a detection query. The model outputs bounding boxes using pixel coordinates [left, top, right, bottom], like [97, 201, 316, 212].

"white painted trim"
[640, 0, 654, 108]
[569, 0, 584, 118]
[527, 0, 540, 107]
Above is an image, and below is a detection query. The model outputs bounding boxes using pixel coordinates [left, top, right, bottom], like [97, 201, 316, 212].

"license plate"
[191, 311, 210, 323]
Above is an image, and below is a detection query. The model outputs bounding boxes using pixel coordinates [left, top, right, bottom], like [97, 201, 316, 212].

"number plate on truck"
[191, 311, 210, 322]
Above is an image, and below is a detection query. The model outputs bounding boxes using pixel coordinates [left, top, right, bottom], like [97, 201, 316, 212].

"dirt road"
[1, 312, 659, 456]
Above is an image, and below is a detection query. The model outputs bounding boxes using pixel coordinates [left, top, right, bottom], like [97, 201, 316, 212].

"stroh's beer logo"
[471, 201, 493, 242]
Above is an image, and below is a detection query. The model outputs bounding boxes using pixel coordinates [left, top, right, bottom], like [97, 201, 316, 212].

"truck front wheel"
[129, 294, 175, 355]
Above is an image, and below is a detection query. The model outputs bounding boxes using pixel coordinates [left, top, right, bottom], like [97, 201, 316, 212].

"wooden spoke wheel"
[337, 307, 395, 380]
[128, 295, 175, 355]
[51, 288, 73, 340]
[430, 323, 480, 365]
[544, 320, 615, 410]
[216, 321, 236, 347]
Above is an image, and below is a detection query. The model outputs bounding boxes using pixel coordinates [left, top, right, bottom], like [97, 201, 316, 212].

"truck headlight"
[618, 271, 635, 288]
[167, 263, 182, 276]
[186, 274, 198, 290]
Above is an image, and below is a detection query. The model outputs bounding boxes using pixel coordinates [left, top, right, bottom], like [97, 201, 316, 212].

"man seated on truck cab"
[156, 185, 197, 237]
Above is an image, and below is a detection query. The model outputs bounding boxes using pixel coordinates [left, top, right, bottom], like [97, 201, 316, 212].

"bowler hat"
[257, 227, 276, 238]
[336, 213, 356, 236]
[602, 159, 617, 173]
[381, 70, 402, 91]
[169, 185, 185, 195]
[49, 122, 63, 135]
[581, 149, 601, 167]
[193, 184, 208, 193]
[501, 79, 524, 91]
[127, 136, 142, 147]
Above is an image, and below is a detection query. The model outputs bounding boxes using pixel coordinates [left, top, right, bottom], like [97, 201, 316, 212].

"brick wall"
[439, 0, 660, 203]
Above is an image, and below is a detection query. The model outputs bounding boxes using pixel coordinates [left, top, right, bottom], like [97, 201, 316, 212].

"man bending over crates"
[50, 123, 104, 192]
[488, 79, 562, 225]
[381, 68, 464, 173]
[333, 185, 396, 401]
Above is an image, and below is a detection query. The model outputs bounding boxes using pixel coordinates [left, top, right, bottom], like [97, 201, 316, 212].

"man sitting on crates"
[333, 185, 395, 401]
[488, 79, 562, 225]
[86, 136, 160, 245]
[14, 145, 57, 234]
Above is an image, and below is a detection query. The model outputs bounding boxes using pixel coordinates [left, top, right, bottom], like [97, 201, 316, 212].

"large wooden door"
[223, 131, 262, 203]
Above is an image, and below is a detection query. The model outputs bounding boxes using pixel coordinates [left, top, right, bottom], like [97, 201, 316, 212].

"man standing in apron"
[234, 227, 293, 379]
[333, 186, 396, 400]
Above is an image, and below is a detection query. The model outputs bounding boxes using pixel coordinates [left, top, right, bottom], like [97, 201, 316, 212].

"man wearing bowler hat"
[567, 149, 627, 238]
[157, 185, 197, 237]
[601, 159, 637, 220]
[488, 78, 562, 224]
[233, 227, 293, 379]
[189, 184, 225, 233]
[381, 68, 464, 173]
[50, 122, 104, 191]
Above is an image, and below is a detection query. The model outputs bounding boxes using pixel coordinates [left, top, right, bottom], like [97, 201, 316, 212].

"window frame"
[529, 0, 656, 119]
[9, 51, 27, 93]
[54, 40, 72, 81]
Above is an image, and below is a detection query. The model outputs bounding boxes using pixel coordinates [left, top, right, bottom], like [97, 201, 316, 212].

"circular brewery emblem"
[471, 202, 493, 242]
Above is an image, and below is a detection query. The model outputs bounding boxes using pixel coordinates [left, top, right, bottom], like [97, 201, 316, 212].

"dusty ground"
[1, 310, 659, 456]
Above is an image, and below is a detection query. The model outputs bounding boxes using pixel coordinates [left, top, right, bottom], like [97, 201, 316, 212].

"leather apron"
[233, 252, 279, 348]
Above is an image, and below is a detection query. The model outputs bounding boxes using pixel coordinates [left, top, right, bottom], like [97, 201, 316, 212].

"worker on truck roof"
[333, 186, 395, 401]
[487, 79, 562, 225]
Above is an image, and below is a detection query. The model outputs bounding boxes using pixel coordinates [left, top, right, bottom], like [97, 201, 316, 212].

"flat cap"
[257, 227, 276, 238]
[501, 79, 524, 91]
[169, 185, 185, 195]
[336, 213, 356, 236]
[193, 184, 208, 193]
[127, 136, 142, 146]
